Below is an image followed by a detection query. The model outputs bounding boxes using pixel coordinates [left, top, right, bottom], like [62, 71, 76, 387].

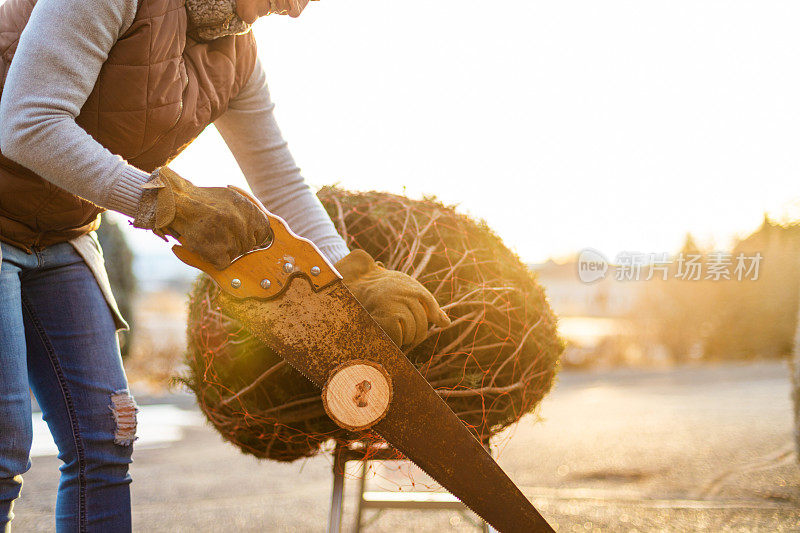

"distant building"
[530, 260, 640, 318]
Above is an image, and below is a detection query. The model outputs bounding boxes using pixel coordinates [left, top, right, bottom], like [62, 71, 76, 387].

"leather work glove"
[335, 249, 451, 348]
[133, 167, 271, 270]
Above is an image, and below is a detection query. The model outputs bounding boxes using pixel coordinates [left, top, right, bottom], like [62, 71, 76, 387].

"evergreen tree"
[96, 214, 137, 357]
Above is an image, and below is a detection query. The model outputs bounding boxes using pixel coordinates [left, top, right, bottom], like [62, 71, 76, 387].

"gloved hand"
[133, 167, 271, 270]
[336, 249, 451, 348]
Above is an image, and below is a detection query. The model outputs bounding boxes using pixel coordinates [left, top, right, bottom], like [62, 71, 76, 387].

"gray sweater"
[0, 0, 350, 263]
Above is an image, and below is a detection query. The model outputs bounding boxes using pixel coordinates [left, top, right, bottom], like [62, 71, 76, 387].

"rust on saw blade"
[217, 279, 553, 533]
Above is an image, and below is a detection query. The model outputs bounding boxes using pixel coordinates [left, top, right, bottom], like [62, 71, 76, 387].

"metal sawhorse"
[326, 441, 497, 533]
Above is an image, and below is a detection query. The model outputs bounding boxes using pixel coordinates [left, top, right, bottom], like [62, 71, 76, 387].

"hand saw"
[172, 187, 554, 532]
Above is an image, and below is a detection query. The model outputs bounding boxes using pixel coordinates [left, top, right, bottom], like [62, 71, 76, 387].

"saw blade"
[216, 278, 553, 532]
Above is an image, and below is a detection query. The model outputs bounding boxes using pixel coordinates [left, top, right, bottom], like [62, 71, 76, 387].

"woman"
[0, 0, 449, 530]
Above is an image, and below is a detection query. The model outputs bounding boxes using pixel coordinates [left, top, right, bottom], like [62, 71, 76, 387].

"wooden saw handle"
[172, 185, 341, 300]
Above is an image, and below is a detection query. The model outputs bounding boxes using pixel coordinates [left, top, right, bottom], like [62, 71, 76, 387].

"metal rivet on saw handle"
[231, 278, 242, 289]
[260, 279, 271, 289]
[310, 266, 321, 276]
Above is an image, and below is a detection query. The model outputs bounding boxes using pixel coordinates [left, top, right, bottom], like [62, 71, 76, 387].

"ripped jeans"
[0, 241, 135, 532]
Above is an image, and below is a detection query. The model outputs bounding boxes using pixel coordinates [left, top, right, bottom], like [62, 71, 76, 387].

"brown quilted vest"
[0, 0, 257, 251]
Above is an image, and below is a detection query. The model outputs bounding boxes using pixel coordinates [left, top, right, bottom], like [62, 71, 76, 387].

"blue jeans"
[0, 240, 135, 532]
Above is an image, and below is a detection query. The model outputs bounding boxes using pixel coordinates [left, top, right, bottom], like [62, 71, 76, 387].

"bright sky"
[130, 0, 800, 263]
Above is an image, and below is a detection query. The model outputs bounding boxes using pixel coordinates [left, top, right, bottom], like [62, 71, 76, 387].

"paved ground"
[12, 361, 800, 532]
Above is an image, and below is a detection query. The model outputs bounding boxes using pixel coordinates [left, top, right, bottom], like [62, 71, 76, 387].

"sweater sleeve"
[0, 0, 151, 218]
[214, 58, 351, 264]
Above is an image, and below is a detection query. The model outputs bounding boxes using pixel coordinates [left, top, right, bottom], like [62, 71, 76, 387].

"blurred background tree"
[96, 213, 137, 357]
[704, 218, 800, 359]
[630, 234, 720, 362]
[793, 313, 800, 461]
[632, 219, 800, 362]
